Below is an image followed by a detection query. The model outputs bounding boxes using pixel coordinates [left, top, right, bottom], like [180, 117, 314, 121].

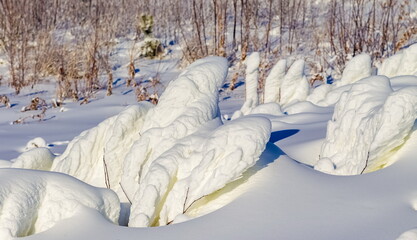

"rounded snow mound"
[0, 169, 120, 240]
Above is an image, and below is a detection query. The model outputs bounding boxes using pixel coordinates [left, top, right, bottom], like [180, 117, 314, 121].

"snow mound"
[0, 169, 119, 240]
[264, 59, 287, 103]
[11, 148, 54, 170]
[240, 52, 260, 114]
[379, 44, 417, 77]
[128, 116, 271, 227]
[52, 103, 152, 200]
[307, 54, 372, 107]
[396, 229, 417, 240]
[336, 54, 372, 87]
[121, 56, 228, 198]
[280, 59, 309, 106]
[316, 76, 417, 175]
[24, 137, 47, 151]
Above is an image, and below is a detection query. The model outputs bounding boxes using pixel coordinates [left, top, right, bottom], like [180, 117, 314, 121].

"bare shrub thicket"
[0, 0, 415, 100]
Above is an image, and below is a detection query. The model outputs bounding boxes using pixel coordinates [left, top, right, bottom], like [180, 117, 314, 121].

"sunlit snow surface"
[1, 47, 417, 239]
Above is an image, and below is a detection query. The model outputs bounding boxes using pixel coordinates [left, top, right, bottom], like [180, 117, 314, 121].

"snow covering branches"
[0, 169, 120, 240]
[316, 76, 417, 175]
[44, 56, 272, 228]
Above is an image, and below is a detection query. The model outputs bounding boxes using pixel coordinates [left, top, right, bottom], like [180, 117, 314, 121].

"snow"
[0, 169, 119, 240]
[121, 56, 228, 202]
[24, 137, 47, 151]
[264, 59, 287, 103]
[336, 53, 372, 87]
[239, 52, 260, 114]
[316, 76, 417, 175]
[11, 148, 54, 170]
[397, 229, 417, 240]
[379, 44, 417, 77]
[1, 39, 417, 240]
[52, 103, 152, 201]
[279, 59, 309, 106]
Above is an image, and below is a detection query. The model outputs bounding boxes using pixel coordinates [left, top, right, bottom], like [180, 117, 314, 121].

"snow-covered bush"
[335, 53, 372, 87]
[316, 76, 417, 175]
[11, 148, 54, 170]
[379, 44, 417, 77]
[121, 56, 228, 199]
[264, 59, 287, 104]
[24, 137, 47, 151]
[138, 15, 163, 58]
[307, 54, 372, 107]
[129, 116, 271, 227]
[48, 56, 271, 227]
[240, 52, 260, 115]
[52, 103, 152, 201]
[138, 37, 163, 58]
[0, 169, 119, 240]
[279, 59, 309, 106]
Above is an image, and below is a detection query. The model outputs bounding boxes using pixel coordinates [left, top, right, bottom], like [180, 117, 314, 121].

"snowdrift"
[316, 76, 417, 175]
[0, 169, 119, 240]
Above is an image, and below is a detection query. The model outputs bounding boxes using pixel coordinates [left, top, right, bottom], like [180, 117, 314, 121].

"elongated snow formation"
[121, 56, 228, 199]
[336, 53, 372, 87]
[280, 59, 309, 106]
[52, 103, 152, 200]
[315, 76, 417, 175]
[0, 169, 119, 240]
[129, 116, 271, 227]
[240, 52, 260, 114]
[264, 59, 287, 104]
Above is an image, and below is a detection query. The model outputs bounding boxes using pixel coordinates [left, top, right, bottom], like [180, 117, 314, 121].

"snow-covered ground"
[1, 40, 417, 239]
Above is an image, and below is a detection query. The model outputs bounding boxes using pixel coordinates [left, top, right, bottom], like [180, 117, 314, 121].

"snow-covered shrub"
[264, 59, 287, 104]
[138, 37, 163, 58]
[335, 53, 372, 87]
[0, 169, 119, 240]
[49, 56, 271, 228]
[129, 116, 271, 227]
[24, 137, 47, 151]
[279, 59, 309, 106]
[137, 15, 163, 58]
[240, 52, 260, 115]
[11, 148, 54, 171]
[52, 103, 152, 201]
[316, 76, 417, 175]
[121, 56, 228, 199]
[379, 44, 417, 77]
